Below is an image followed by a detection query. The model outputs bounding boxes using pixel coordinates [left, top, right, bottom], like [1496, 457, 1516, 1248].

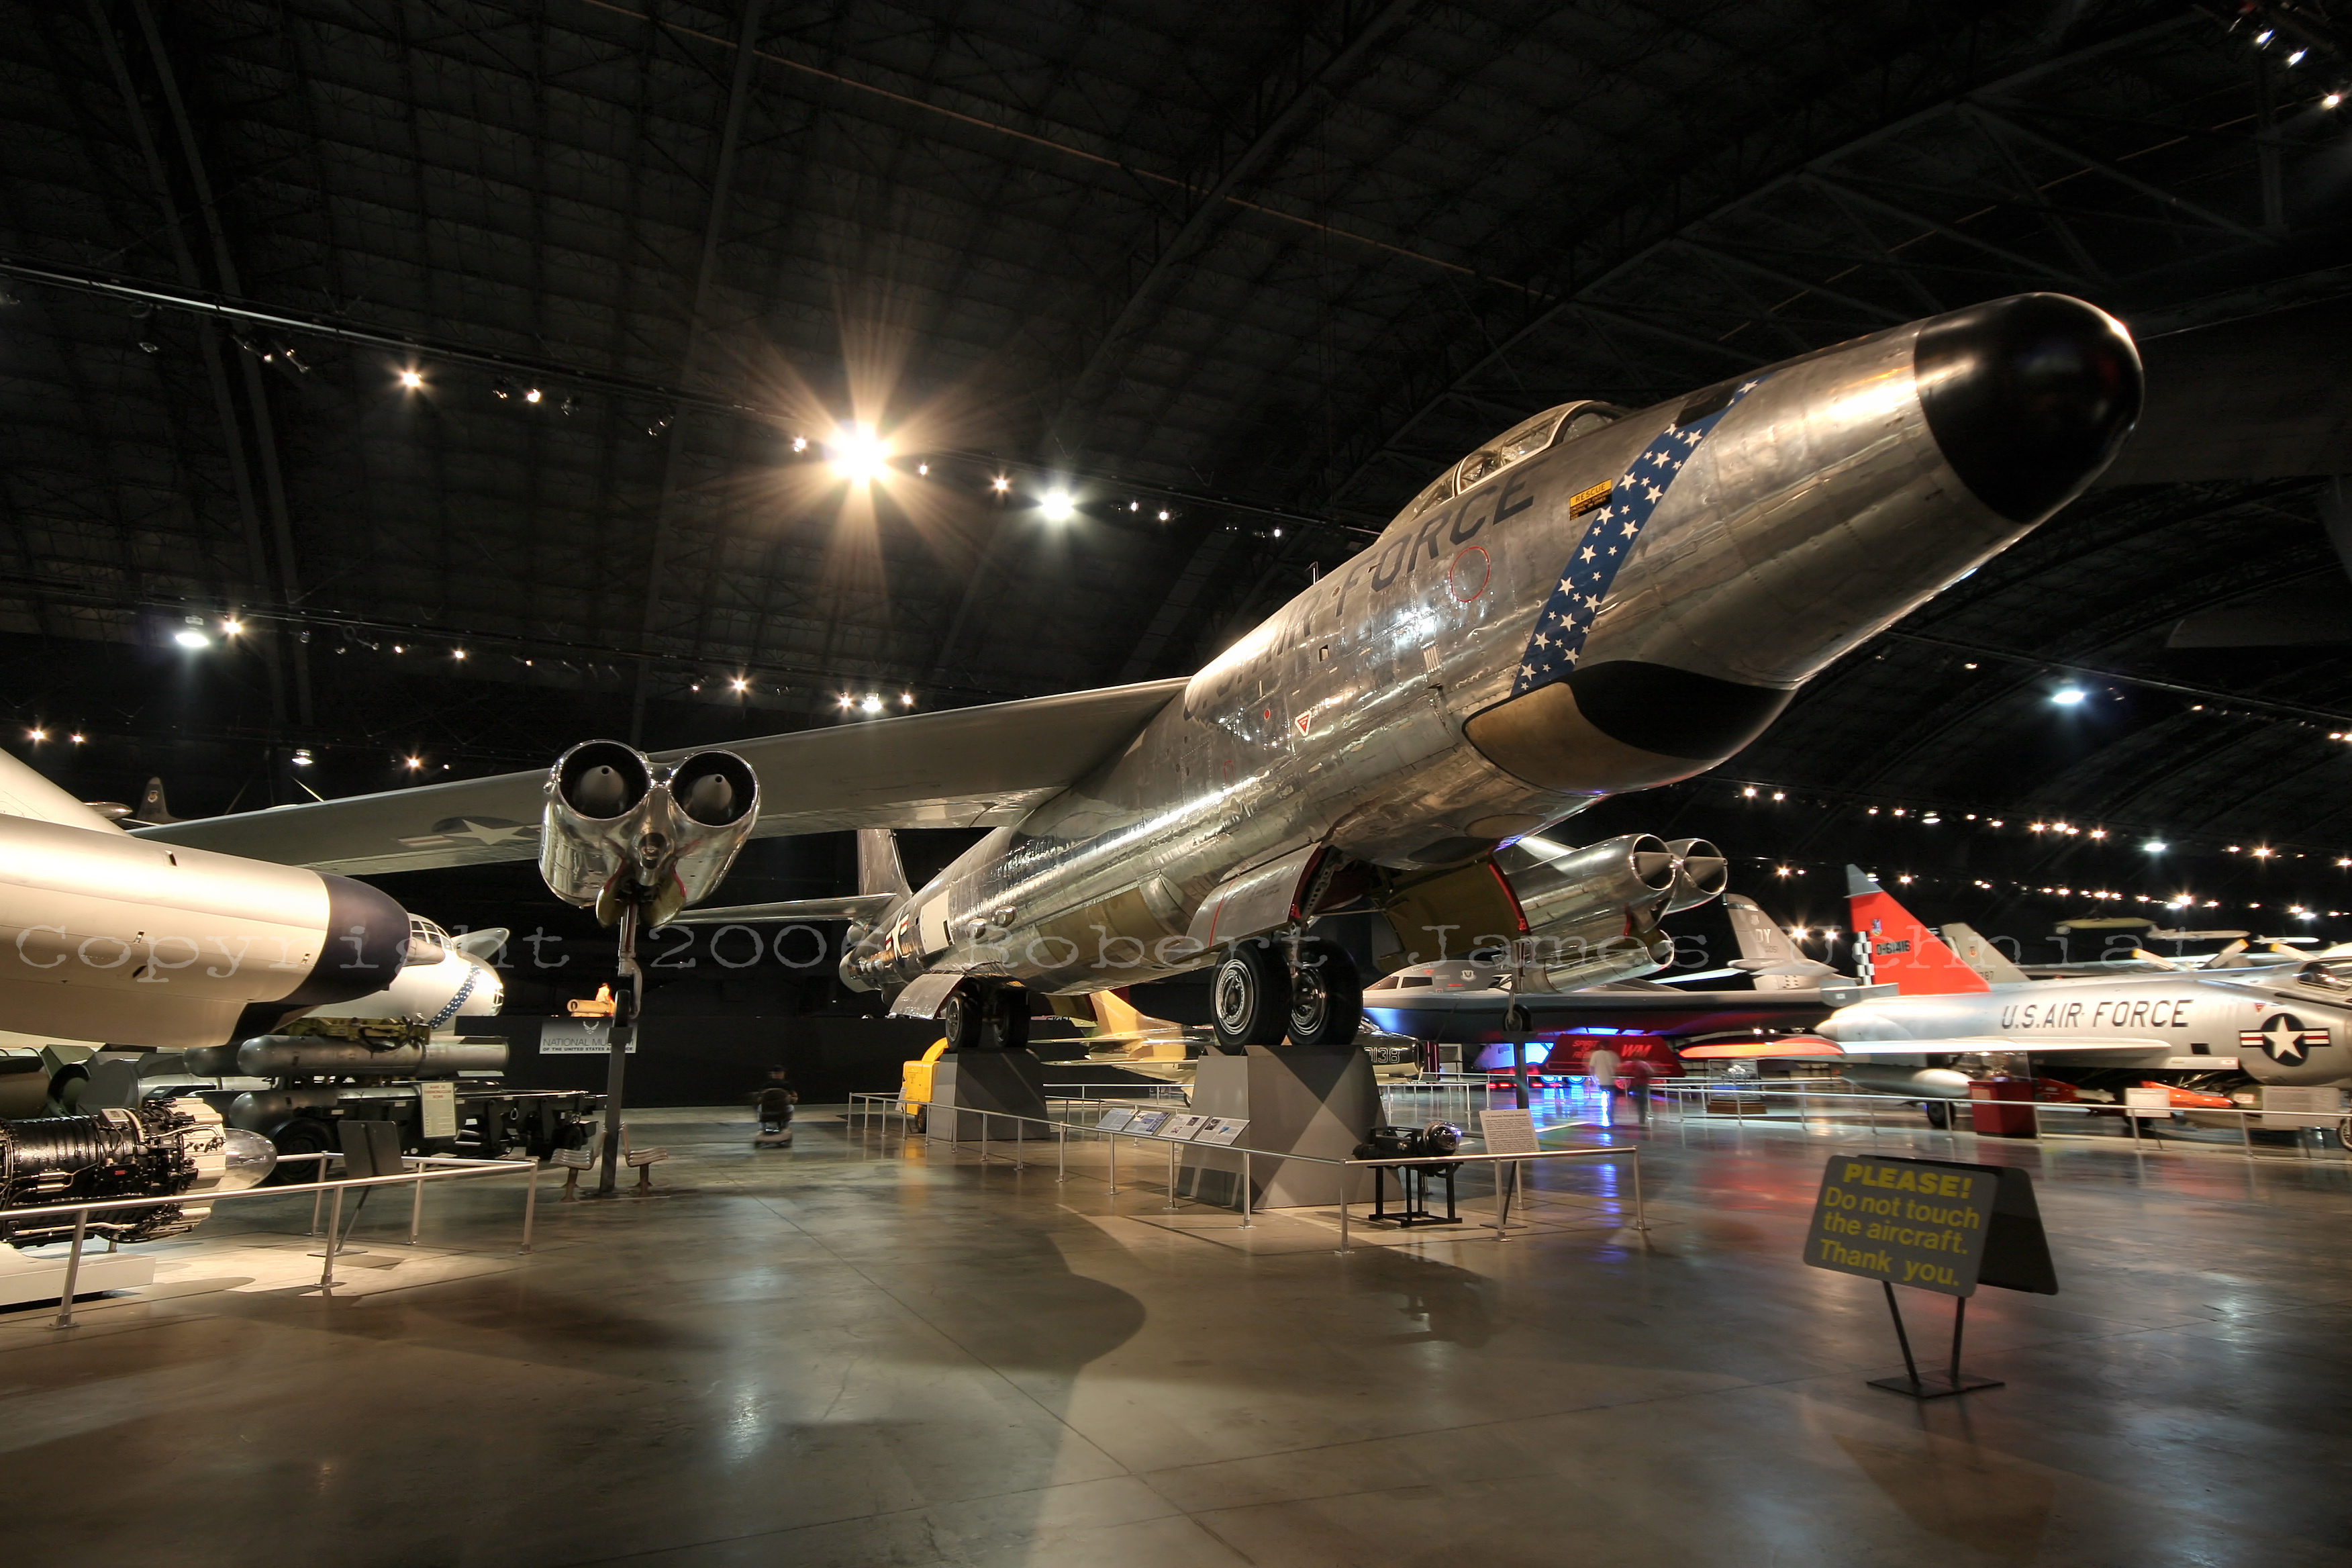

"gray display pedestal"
[0, 1244, 153, 1307]
[928, 1048, 1050, 1142]
[1180, 1045, 1377, 1210]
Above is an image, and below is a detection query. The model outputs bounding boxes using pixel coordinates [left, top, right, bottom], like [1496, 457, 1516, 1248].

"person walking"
[1585, 1046, 1622, 1126]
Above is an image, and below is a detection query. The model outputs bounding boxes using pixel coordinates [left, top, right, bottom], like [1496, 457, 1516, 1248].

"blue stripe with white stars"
[1509, 377, 1768, 697]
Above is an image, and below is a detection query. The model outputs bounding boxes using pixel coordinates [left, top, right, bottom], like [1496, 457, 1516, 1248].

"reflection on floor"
[5, 1097, 2350, 1567]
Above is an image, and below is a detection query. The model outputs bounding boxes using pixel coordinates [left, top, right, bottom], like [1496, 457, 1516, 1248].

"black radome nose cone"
[1914, 293, 2142, 522]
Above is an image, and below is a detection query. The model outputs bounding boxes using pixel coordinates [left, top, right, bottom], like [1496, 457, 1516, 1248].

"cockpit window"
[1409, 471, 1455, 517]
[1454, 401, 1626, 494]
[2296, 961, 2351, 989]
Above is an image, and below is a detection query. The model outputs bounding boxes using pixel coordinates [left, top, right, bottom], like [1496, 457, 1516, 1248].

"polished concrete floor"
[8, 1095, 2352, 1567]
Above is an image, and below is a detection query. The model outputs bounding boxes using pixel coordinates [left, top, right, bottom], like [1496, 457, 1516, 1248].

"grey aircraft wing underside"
[129, 678, 1187, 875]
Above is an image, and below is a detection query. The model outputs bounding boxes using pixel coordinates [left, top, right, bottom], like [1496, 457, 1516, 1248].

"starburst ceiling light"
[829, 424, 891, 485]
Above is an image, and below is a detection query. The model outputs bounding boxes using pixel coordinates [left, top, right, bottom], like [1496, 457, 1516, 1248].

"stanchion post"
[520, 1161, 539, 1254]
[1166, 1139, 1178, 1210]
[320, 1187, 344, 1296]
[50, 1210, 89, 1330]
[1057, 1118, 1066, 1183]
[1107, 1128, 1118, 1195]
[408, 1166, 425, 1246]
[1338, 1169, 1351, 1254]
[1241, 1150, 1253, 1228]
[2242, 1113, 2255, 1160]
[1630, 1150, 1648, 1231]
[596, 903, 643, 1199]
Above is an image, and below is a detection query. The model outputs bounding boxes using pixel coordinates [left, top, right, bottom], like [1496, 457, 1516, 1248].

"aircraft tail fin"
[1939, 923, 2031, 985]
[1847, 867, 1990, 995]
[856, 827, 910, 897]
[133, 777, 182, 825]
[1724, 893, 1801, 967]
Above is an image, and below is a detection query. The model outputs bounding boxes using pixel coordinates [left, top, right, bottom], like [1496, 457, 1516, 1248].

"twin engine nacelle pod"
[539, 740, 761, 926]
[1492, 832, 1727, 993]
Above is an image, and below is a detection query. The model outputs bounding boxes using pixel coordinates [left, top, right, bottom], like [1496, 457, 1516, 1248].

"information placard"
[1479, 1109, 1539, 1155]
[1193, 1117, 1250, 1146]
[1095, 1107, 1138, 1132]
[419, 1080, 458, 1140]
[541, 1020, 632, 1055]
[2261, 1084, 2345, 1129]
[1804, 1155, 1998, 1297]
[1159, 1114, 1209, 1141]
[1126, 1110, 1169, 1135]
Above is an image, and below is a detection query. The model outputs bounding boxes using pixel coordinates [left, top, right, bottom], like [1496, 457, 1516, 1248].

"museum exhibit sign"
[1804, 1154, 2055, 1398]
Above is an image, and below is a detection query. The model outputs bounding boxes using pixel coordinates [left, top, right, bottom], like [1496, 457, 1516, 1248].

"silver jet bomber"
[144, 294, 2144, 1054]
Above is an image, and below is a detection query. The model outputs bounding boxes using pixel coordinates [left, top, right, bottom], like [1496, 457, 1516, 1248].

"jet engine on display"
[0, 1097, 275, 1247]
[538, 742, 760, 927]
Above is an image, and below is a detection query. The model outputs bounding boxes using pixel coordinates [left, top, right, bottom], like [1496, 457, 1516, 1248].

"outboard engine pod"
[1493, 832, 1679, 993]
[1664, 838, 1728, 913]
[538, 740, 761, 925]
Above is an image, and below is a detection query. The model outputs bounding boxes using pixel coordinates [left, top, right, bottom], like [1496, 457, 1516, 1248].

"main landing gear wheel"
[988, 985, 1030, 1052]
[1212, 941, 1290, 1055]
[1286, 938, 1363, 1050]
[1923, 1099, 1953, 1130]
[941, 987, 988, 1052]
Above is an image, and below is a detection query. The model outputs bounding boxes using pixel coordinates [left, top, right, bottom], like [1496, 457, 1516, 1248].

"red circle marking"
[1449, 544, 1491, 602]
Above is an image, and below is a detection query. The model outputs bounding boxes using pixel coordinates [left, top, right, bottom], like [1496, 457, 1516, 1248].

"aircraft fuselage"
[848, 295, 2141, 995]
[1818, 970, 2352, 1087]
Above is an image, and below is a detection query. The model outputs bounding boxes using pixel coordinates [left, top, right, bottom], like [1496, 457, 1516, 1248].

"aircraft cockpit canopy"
[1405, 399, 1628, 520]
[405, 915, 451, 967]
[2294, 960, 2352, 989]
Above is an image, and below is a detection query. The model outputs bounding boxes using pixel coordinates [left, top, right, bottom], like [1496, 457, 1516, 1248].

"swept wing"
[130, 679, 1185, 875]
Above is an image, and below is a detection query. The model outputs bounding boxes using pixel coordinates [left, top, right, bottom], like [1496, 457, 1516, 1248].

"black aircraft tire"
[262, 1117, 337, 1183]
[990, 985, 1031, 1052]
[941, 987, 989, 1051]
[1923, 1099, 1953, 1130]
[1212, 942, 1291, 1053]
[1286, 939, 1363, 1050]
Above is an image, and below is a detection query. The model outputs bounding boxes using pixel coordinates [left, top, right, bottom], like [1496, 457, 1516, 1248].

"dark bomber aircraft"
[134, 295, 2144, 1056]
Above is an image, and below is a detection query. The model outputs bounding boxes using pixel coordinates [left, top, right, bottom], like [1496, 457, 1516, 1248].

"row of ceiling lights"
[395, 368, 1195, 527]
[169, 614, 909, 707]
[1757, 857, 2346, 922]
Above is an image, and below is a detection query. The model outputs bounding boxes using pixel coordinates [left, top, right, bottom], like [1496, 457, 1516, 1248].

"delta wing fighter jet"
[137, 295, 2144, 1055]
[1685, 868, 2352, 1100]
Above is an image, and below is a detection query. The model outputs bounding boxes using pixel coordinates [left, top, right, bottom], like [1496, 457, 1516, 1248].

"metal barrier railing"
[847, 1092, 1643, 1251]
[2, 1152, 542, 1328]
[1040, 1081, 1190, 1101]
[1644, 1079, 2351, 1162]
